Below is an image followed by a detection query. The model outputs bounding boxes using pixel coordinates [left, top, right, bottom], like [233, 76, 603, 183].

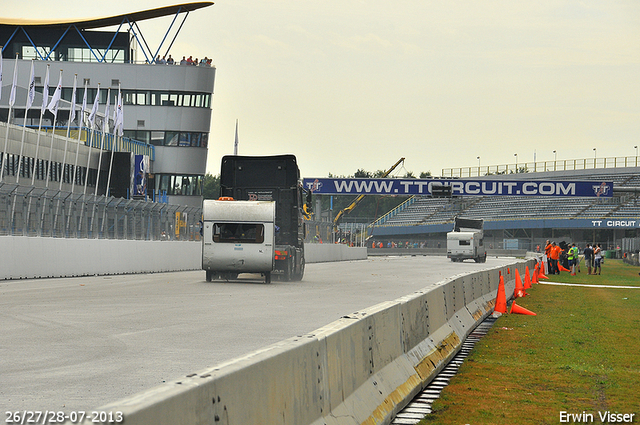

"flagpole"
[102, 84, 120, 235]
[78, 83, 99, 236]
[10, 60, 36, 232]
[67, 79, 88, 235]
[234, 119, 238, 155]
[53, 74, 77, 234]
[44, 69, 63, 189]
[105, 84, 120, 200]
[91, 87, 110, 238]
[1, 54, 18, 183]
[41, 69, 63, 235]
[30, 64, 49, 186]
[16, 60, 36, 184]
[26, 63, 50, 235]
[94, 87, 110, 197]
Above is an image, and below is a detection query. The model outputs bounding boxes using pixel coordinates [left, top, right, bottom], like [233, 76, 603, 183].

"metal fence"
[0, 182, 202, 241]
[442, 156, 640, 178]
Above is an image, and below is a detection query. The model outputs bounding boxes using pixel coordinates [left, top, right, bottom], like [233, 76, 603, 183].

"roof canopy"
[0, 2, 214, 63]
[0, 2, 213, 30]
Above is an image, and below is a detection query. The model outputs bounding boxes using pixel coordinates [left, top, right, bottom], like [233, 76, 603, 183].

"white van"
[202, 199, 276, 283]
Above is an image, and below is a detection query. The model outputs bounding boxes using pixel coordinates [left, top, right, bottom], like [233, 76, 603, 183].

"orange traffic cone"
[510, 300, 537, 316]
[538, 262, 549, 280]
[524, 266, 532, 289]
[532, 264, 539, 284]
[559, 263, 570, 273]
[514, 268, 525, 298]
[494, 275, 507, 314]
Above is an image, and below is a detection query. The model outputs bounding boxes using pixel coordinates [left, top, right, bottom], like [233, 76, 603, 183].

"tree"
[202, 173, 220, 199]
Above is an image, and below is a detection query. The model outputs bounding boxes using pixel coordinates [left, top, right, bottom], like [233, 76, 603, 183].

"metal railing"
[0, 182, 201, 240]
[442, 156, 640, 178]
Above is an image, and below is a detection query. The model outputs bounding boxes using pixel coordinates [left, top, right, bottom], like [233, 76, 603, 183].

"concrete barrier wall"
[1, 237, 366, 280]
[91, 259, 535, 425]
[306, 244, 368, 263]
[1, 237, 201, 280]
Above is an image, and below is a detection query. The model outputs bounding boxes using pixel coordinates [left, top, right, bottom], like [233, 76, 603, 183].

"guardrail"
[87, 259, 533, 425]
[442, 156, 640, 178]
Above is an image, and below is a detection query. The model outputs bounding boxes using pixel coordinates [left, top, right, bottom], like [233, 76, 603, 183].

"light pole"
[593, 148, 597, 158]
[514, 153, 518, 172]
[635, 145, 638, 157]
[476, 156, 480, 176]
[553, 150, 557, 161]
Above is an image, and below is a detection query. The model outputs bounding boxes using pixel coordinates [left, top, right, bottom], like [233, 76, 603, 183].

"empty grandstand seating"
[372, 169, 640, 229]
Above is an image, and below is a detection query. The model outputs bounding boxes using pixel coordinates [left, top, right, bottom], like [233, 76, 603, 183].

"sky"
[6, 1, 640, 178]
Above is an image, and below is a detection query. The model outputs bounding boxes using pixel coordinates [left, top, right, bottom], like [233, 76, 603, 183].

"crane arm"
[333, 157, 405, 228]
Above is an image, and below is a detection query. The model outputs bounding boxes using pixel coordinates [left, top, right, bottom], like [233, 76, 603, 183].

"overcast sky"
[6, 1, 640, 178]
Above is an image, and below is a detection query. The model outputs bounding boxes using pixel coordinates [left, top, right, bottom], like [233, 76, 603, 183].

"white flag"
[26, 60, 36, 110]
[80, 80, 88, 125]
[8, 55, 18, 107]
[103, 88, 110, 134]
[68, 74, 77, 124]
[41, 65, 50, 114]
[114, 88, 123, 136]
[47, 70, 63, 117]
[88, 85, 99, 128]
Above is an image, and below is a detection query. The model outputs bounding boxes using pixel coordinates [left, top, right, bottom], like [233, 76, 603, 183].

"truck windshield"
[213, 223, 264, 244]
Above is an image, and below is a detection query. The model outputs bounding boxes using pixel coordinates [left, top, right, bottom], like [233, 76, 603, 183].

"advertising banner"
[302, 178, 613, 198]
[131, 154, 149, 198]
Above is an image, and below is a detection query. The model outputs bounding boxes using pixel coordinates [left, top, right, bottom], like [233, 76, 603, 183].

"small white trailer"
[447, 217, 486, 263]
[202, 199, 276, 283]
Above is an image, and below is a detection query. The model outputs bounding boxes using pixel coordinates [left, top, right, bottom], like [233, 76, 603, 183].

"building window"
[156, 174, 202, 196]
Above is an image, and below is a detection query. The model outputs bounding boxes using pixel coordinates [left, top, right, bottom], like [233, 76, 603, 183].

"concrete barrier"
[0, 237, 366, 280]
[88, 258, 536, 425]
[1, 237, 201, 280]
[306, 244, 368, 263]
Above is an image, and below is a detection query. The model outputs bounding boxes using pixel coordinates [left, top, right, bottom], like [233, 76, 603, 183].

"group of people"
[154, 55, 213, 66]
[544, 240, 603, 276]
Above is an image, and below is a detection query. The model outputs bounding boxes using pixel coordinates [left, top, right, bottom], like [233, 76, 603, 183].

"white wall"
[0, 237, 366, 280]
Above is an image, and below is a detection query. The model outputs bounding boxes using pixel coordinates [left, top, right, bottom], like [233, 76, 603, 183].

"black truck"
[218, 154, 310, 281]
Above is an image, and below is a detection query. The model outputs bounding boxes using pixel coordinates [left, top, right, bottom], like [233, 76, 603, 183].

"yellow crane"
[333, 157, 405, 230]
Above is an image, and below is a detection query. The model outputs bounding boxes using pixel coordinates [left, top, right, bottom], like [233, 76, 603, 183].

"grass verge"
[420, 259, 640, 425]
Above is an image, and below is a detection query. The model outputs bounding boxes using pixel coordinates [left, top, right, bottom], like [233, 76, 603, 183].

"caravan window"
[459, 240, 471, 246]
[213, 223, 264, 244]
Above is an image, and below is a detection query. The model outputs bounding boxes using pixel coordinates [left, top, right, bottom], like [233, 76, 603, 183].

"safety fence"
[0, 182, 201, 241]
[442, 155, 640, 178]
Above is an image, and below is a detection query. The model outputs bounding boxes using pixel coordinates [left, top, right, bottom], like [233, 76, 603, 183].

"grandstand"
[369, 165, 640, 251]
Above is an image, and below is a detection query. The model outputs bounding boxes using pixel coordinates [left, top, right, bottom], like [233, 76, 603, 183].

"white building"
[0, 2, 216, 208]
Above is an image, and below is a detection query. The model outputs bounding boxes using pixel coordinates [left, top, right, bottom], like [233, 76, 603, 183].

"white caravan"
[447, 217, 486, 263]
[202, 199, 276, 283]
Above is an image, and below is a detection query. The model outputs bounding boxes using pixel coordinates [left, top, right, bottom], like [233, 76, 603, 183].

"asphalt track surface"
[1, 255, 518, 413]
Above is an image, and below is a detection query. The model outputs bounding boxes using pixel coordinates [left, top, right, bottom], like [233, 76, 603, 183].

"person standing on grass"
[593, 243, 603, 275]
[584, 243, 594, 275]
[568, 243, 579, 275]
[545, 240, 553, 275]
[549, 242, 560, 275]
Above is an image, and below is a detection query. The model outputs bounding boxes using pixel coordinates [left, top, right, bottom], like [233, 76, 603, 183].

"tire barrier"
[89, 259, 532, 425]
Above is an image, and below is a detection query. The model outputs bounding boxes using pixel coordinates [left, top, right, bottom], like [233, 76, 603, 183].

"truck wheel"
[206, 270, 213, 282]
[292, 256, 305, 281]
[283, 259, 293, 281]
[265, 272, 271, 284]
